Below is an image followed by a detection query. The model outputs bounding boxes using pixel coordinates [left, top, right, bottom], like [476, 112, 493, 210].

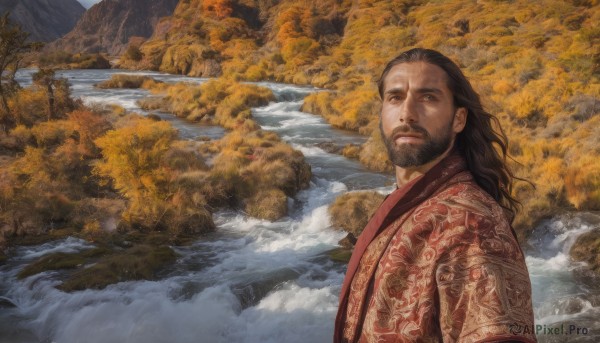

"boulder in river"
[570, 228, 600, 277]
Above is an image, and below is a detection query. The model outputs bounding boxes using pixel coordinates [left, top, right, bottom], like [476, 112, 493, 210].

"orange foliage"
[275, 6, 304, 45]
[115, 0, 600, 234]
[94, 117, 177, 200]
[68, 110, 112, 157]
[565, 155, 600, 209]
[281, 37, 321, 67]
[207, 128, 311, 219]
[93, 115, 215, 233]
[202, 0, 233, 19]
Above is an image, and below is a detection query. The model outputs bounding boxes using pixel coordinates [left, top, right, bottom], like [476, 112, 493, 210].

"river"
[1, 69, 599, 343]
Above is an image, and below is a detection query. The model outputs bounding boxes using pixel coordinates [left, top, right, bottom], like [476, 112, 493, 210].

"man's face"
[379, 62, 466, 168]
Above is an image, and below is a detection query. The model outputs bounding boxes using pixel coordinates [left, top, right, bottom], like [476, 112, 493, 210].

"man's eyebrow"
[414, 87, 443, 95]
[384, 87, 405, 95]
[384, 87, 443, 95]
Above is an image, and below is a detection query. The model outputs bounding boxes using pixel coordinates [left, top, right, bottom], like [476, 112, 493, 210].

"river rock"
[315, 142, 342, 154]
[570, 228, 600, 277]
[338, 233, 357, 248]
[0, 296, 17, 308]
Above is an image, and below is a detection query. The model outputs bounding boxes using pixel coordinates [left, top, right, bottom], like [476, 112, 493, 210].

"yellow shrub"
[9, 125, 33, 146]
[492, 80, 516, 96]
[532, 157, 567, 204]
[30, 120, 74, 148]
[8, 89, 48, 126]
[244, 64, 267, 81]
[329, 191, 385, 237]
[281, 37, 321, 67]
[245, 189, 288, 221]
[565, 155, 600, 209]
[330, 88, 379, 130]
[359, 130, 393, 173]
[507, 90, 539, 120]
[96, 74, 162, 89]
[94, 117, 177, 200]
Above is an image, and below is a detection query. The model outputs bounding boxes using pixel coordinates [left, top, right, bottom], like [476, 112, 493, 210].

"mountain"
[49, 0, 179, 55]
[0, 0, 85, 42]
[78, 0, 101, 8]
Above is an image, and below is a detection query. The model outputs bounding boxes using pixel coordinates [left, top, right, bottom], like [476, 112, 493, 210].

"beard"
[381, 122, 453, 168]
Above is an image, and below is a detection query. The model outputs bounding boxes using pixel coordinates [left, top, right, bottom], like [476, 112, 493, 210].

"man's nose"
[398, 94, 418, 123]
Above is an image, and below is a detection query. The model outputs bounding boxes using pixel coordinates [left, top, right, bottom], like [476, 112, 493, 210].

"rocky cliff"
[0, 0, 85, 42]
[49, 0, 179, 56]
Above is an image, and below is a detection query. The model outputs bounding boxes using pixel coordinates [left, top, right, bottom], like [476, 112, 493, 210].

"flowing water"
[2, 70, 599, 342]
[525, 212, 600, 342]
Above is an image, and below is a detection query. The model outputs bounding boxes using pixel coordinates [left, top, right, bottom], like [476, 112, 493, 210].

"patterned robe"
[334, 153, 536, 343]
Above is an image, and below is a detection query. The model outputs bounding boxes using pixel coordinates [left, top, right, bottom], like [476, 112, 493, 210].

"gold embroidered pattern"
[342, 173, 536, 343]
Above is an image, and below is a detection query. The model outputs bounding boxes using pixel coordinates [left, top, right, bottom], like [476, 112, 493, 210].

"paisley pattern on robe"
[337, 155, 536, 343]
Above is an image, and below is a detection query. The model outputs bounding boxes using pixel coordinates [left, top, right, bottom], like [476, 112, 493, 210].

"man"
[334, 48, 536, 343]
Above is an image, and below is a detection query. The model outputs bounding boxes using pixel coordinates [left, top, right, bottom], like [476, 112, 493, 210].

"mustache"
[389, 124, 429, 140]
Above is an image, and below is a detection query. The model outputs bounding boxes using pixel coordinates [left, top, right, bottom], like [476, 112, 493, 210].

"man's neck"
[395, 145, 456, 187]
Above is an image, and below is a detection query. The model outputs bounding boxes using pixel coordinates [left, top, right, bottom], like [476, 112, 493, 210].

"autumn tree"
[32, 68, 57, 121]
[93, 117, 215, 233]
[0, 13, 38, 132]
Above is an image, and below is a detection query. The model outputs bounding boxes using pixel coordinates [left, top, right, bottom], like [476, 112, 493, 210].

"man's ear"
[453, 107, 467, 133]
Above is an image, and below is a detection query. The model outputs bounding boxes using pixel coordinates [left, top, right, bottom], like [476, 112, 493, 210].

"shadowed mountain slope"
[0, 0, 85, 42]
[49, 0, 179, 55]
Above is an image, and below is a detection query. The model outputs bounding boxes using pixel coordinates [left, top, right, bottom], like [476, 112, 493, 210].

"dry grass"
[329, 191, 385, 237]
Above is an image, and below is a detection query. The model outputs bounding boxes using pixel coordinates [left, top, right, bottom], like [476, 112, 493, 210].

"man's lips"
[393, 132, 424, 143]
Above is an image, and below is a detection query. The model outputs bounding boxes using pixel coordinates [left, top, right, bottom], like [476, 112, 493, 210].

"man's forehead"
[384, 62, 449, 90]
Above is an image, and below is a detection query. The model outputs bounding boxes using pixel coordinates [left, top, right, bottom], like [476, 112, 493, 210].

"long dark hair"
[377, 48, 524, 219]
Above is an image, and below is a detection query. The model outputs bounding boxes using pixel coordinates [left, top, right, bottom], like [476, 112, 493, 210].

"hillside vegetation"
[0, 70, 311, 285]
[119, 0, 599, 234]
